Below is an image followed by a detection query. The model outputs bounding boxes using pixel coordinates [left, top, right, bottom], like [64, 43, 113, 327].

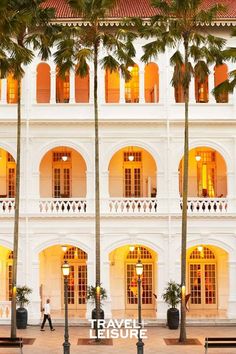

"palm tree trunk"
[11, 78, 21, 338]
[94, 38, 101, 341]
[179, 38, 189, 343]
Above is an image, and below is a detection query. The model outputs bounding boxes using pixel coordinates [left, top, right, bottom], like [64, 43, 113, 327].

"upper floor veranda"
[0, 42, 236, 122]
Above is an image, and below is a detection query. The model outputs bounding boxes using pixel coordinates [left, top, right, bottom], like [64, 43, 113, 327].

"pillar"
[139, 69, 145, 103]
[227, 259, 236, 319]
[119, 74, 125, 103]
[208, 67, 215, 103]
[1, 79, 7, 104]
[50, 69, 56, 104]
[101, 258, 112, 319]
[86, 260, 95, 319]
[89, 69, 94, 104]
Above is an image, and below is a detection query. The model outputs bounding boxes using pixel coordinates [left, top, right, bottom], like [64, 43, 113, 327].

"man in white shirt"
[40, 298, 55, 331]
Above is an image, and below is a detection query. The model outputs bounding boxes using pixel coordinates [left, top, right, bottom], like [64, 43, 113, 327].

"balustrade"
[180, 198, 228, 213]
[108, 198, 158, 213]
[39, 198, 87, 214]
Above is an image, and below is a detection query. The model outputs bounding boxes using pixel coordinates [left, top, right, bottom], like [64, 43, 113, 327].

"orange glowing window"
[174, 65, 185, 103]
[105, 69, 120, 103]
[75, 65, 89, 103]
[37, 63, 50, 103]
[125, 64, 139, 103]
[56, 67, 70, 103]
[195, 75, 208, 103]
[214, 64, 228, 103]
[145, 63, 159, 103]
[7, 74, 18, 104]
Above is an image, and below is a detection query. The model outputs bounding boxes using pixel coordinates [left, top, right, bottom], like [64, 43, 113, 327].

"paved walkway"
[1, 325, 236, 353]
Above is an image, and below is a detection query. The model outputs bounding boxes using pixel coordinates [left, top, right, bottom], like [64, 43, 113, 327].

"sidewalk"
[1, 325, 236, 353]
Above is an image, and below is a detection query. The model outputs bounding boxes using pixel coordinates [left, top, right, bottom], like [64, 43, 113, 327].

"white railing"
[0, 199, 15, 214]
[39, 198, 87, 214]
[0, 301, 11, 319]
[108, 198, 158, 213]
[180, 198, 228, 213]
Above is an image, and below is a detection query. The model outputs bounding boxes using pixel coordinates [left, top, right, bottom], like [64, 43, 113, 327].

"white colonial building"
[0, 0, 236, 324]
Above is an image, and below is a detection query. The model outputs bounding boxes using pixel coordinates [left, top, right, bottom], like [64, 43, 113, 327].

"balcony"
[0, 197, 230, 216]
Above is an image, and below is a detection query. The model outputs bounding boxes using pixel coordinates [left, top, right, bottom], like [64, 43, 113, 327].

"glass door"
[189, 263, 217, 309]
[66, 264, 87, 310]
[126, 263, 153, 309]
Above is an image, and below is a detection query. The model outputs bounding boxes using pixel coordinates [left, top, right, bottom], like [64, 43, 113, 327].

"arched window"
[125, 64, 139, 103]
[127, 246, 152, 260]
[75, 66, 89, 103]
[56, 67, 69, 103]
[37, 63, 50, 103]
[190, 246, 215, 260]
[145, 63, 159, 103]
[105, 68, 120, 103]
[64, 247, 87, 260]
[214, 64, 228, 103]
[7, 73, 18, 104]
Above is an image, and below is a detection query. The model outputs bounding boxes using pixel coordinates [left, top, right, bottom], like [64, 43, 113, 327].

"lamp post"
[136, 259, 144, 354]
[62, 260, 70, 354]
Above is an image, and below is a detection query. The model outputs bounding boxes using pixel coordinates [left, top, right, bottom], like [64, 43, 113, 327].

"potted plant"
[162, 281, 181, 329]
[87, 285, 107, 328]
[16, 285, 32, 329]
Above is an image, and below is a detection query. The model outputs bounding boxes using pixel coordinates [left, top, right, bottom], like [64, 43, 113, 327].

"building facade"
[0, 0, 236, 324]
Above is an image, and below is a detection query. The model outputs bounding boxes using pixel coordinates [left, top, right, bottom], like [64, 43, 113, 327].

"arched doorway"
[109, 245, 157, 317]
[144, 63, 159, 103]
[108, 146, 157, 198]
[63, 246, 87, 309]
[125, 64, 139, 103]
[178, 147, 227, 198]
[0, 149, 16, 198]
[39, 245, 88, 314]
[37, 63, 50, 103]
[105, 68, 120, 103]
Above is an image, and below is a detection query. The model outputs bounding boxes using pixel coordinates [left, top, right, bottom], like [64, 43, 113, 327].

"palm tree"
[3, 0, 55, 338]
[140, 0, 227, 342]
[213, 28, 236, 97]
[54, 0, 135, 339]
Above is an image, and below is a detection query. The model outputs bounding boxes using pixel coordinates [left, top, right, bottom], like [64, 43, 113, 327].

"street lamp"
[62, 261, 70, 354]
[135, 259, 144, 354]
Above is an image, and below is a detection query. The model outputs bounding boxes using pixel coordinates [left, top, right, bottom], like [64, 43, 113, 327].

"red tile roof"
[43, 0, 236, 20]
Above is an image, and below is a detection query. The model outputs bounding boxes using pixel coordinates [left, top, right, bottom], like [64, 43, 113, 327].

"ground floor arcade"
[0, 222, 235, 323]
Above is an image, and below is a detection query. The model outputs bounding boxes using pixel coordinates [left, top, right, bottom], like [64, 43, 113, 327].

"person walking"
[40, 298, 55, 331]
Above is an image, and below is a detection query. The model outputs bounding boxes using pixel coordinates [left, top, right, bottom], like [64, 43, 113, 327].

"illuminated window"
[123, 151, 142, 197]
[196, 151, 216, 197]
[7, 74, 18, 104]
[37, 63, 50, 103]
[145, 63, 159, 103]
[174, 65, 185, 103]
[214, 64, 228, 103]
[125, 64, 139, 103]
[53, 150, 72, 198]
[195, 63, 209, 103]
[105, 69, 120, 103]
[56, 68, 70, 103]
[75, 65, 89, 103]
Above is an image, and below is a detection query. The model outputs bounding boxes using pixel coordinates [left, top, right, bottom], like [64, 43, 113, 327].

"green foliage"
[162, 281, 181, 309]
[87, 285, 107, 307]
[16, 286, 32, 308]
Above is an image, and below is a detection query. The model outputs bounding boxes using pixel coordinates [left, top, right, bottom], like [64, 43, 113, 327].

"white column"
[227, 260, 236, 319]
[32, 71, 37, 104]
[89, 69, 94, 104]
[86, 170, 94, 213]
[101, 259, 112, 319]
[86, 260, 95, 319]
[156, 261, 167, 319]
[28, 260, 41, 323]
[69, 69, 75, 104]
[139, 69, 145, 103]
[50, 70, 56, 104]
[208, 68, 215, 103]
[120, 73, 125, 103]
[100, 171, 109, 213]
[189, 78, 195, 103]
[98, 67, 105, 104]
[1, 78, 7, 103]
